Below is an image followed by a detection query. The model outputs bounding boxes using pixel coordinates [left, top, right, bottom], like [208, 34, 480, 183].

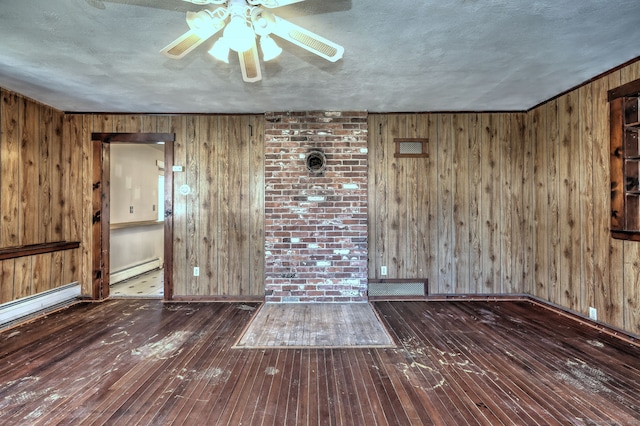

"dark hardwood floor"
[0, 300, 638, 425]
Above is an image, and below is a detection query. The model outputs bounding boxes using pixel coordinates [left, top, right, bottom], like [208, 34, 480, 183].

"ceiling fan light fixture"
[186, 10, 217, 38]
[208, 38, 230, 63]
[223, 15, 255, 53]
[260, 35, 282, 61]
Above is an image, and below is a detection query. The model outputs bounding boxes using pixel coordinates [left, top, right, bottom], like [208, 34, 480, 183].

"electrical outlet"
[381, 266, 387, 276]
[193, 267, 199, 277]
[589, 307, 597, 321]
[129, 206, 134, 214]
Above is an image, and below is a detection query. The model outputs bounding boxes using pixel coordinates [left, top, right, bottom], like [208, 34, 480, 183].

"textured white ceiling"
[0, 0, 639, 113]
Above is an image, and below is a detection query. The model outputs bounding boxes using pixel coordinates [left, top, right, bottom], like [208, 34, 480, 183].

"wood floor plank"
[1, 300, 639, 425]
[397, 302, 552, 425]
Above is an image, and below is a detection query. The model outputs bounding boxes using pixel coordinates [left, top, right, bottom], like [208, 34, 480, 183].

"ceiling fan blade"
[160, 29, 215, 59]
[270, 15, 344, 62]
[238, 44, 263, 83]
[249, 0, 306, 7]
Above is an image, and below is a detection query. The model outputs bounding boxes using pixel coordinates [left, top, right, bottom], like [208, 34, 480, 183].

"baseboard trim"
[372, 292, 638, 346]
[168, 295, 264, 303]
[110, 258, 162, 284]
[526, 295, 640, 347]
[0, 282, 81, 328]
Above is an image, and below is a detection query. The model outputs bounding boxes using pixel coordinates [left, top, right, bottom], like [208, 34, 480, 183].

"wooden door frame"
[91, 133, 175, 300]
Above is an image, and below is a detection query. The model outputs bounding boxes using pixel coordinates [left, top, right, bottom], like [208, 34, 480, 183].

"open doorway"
[109, 143, 165, 298]
[91, 133, 175, 301]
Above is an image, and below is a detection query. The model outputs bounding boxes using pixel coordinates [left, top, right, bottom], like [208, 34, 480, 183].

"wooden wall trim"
[91, 133, 175, 143]
[607, 76, 640, 101]
[0, 241, 80, 261]
[527, 295, 640, 347]
[423, 293, 639, 345]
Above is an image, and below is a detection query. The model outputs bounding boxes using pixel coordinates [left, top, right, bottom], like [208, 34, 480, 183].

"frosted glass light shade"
[260, 35, 282, 61]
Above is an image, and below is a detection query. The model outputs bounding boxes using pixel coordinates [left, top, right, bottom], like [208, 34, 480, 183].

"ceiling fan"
[161, 0, 344, 83]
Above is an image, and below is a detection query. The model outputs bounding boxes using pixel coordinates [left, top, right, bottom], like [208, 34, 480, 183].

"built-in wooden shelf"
[609, 78, 640, 240]
[110, 220, 163, 230]
[0, 241, 80, 261]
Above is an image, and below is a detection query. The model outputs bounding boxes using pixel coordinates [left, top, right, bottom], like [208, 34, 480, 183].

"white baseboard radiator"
[368, 279, 428, 300]
[110, 257, 162, 285]
[0, 282, 81, 327]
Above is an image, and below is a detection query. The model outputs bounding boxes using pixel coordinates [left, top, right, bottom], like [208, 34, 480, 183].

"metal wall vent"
[368, 279, 428, 299]
[394, 138, 429, 158]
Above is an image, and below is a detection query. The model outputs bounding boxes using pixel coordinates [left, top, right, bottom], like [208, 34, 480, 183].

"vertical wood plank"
[452, 113, 470, 293]
[578, 83, 595, 315]
[113, 115, 127, 133]
[13, 257, 31, 299]
[0, 259, 14, 304]
[366, 114, 378, 279]
[511, 113, 527, 293]
[387, 114, 405, 277]
[141, 115, 155, 133]
[50, 110, 65, 243]
[522, 112, 534, 295]
[480, 114, 500, 293]
[374, 115, 389, 279]
[426, 114, 439, 291]
[468, 113, 482, 293]
[227, 116, 243, 295]
[32, 253, 52, 294]
[532, 106, 549, 300]
[405, 114, 419, 278]
[20, 99, 39, 245]
[249, 115, 264, 296]
[558, 91, 580, 310]
[125, 115, 144, 133]
[217, 116, 230, 296]
[185, 116, 200, 295]
[156, 116, 170, 134]
[80, 115, 93, 295]
[239, 116, 251, 295]
[40, 106, 53, 243]
[499, 114, 512, 293]
[64, 114, 83, 286]
[416, 114, 432, 282]
[1, 91, 20, 247]
[591, 76, 612, 322]
[547, 100, 561, 305]
[623, 244, 640, 335]
[437, 114, 453, 293]
[0, 259, 16, 303]
[199, 116, 216, 296]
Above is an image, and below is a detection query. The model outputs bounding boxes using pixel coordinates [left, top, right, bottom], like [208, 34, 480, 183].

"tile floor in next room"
[109, 269, 164, 298]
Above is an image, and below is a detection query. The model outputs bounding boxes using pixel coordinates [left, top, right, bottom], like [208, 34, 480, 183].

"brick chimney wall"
[264, 111, 368, 302]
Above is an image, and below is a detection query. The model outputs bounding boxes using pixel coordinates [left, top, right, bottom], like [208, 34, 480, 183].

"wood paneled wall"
[4, 61, 640, 335]
[531, 61, 640, 335]
[368, 61, 640, 336]
[0, 89, 81, 303]
[67, 114, 265, 298]
[368, 113, 533, 295]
